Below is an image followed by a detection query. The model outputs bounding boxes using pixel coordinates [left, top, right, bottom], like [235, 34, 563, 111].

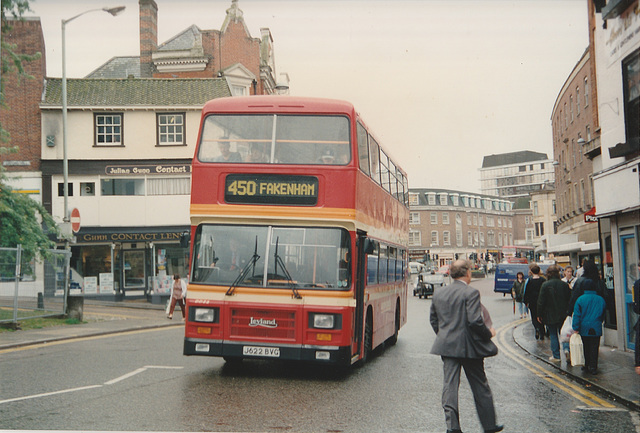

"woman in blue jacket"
[572, 279, 606, 375]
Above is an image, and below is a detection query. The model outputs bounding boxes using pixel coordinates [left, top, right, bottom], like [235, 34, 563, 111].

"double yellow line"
[495, 320, 616, 408]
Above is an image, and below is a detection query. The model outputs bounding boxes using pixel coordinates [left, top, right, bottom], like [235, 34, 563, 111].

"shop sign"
[77, 231, 183, 243]
[584, 207, 598, 223]
[105, 164, 191, 175]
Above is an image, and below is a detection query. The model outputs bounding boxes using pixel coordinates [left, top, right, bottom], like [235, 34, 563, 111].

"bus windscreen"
[197, 114, 351, 165]
[192, 225, 351, 290]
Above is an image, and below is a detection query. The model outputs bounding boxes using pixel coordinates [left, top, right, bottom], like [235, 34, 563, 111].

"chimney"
[139, 0, 158, 78]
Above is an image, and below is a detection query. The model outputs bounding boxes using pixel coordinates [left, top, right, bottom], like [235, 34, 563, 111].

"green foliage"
[0, 171, 59, 261]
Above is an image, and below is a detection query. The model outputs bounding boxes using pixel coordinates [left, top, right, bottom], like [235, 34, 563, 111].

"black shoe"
[581, 366, 588, 372]
[535, 330, 540, 340]
[446, 430, 463, 433]
[485, 426, 504, 433]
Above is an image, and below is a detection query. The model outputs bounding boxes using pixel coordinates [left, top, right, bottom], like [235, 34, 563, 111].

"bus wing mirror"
[362, 239, 376, 255]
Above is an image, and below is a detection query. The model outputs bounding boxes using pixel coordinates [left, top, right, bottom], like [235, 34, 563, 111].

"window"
[80, 182, 95, 196]
[518, 165, 526, 172]
[95, 114, 122, 146]
[157, 113, 185, 145]
[467, 214, 472, 225]
[431, 212, 437, 224]
[473, 214, 477, 226]
[479, 232, 485, 246]
[147, 178, 190, 195]
[409, 193, 419, 206]
[584, 77, 589, 106]
[427, 193, 436, 205]
[442, 212, 449, 224]
[570, 95, 574, 122]
[498, 233, 503, 246]
[443, 231, 450, 246]
[580, 180, 586, 209]
[409, 212, 420, 225]
[576, 87, 581, 115]
[552, 199, 556, 215]
[526, 229, 534, 242]
[533, 202, 539, 216]
[57, 182, 73, 197]
[431, 231, 439, 246]
[487, 231, 495, 246]
[409, 230, 421, 246]
[452, 195, 459, 206]
[439, 194, 447, 205]
[535, 222, 544, 237]
[623, 50, 639, 152]
[357, 122, 370, 176]
[101, 178, 144, 196]
[525, 216, 530, 224]
[468, 231, 473, 245]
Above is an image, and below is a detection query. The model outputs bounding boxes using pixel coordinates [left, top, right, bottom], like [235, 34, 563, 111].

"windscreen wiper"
[226, 237, 260, 296]
[273, 237, 302, 299]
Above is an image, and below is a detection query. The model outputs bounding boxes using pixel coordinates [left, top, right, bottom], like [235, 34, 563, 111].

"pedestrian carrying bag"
[569, 333, 585, 366]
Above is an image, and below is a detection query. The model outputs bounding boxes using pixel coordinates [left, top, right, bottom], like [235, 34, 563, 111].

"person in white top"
[562, 266, 576, 289]
[168, 274, 187, 320]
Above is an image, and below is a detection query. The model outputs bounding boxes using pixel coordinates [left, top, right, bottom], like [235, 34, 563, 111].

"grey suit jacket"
[430, 279, 495, 359]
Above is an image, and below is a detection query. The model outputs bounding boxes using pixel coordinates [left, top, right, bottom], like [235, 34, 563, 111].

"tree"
[0, 0, 59, 261]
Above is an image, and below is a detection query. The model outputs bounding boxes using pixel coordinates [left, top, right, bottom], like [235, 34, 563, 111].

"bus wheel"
[387, 303, 400, 346]
[362, 313, 373, 363]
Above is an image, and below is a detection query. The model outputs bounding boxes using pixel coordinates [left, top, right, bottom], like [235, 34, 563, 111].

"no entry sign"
[71, 208, 81, 233]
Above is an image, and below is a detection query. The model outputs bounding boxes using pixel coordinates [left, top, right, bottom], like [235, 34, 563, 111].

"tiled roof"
[86, 57, 141, 79]
[41, 78, 231, 107]
[481, 151, 549, 168]
[158, 25, 202, 51]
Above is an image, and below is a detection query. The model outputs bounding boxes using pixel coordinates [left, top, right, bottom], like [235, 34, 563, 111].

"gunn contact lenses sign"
[225, 174, 319, 205]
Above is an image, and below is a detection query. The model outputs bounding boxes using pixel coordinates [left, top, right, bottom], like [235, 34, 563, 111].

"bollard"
[37, 292, 44, 310]
[66, 295, 84, 321]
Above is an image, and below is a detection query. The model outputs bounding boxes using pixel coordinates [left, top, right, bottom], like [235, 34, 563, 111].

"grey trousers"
[441, 356, 497, 431]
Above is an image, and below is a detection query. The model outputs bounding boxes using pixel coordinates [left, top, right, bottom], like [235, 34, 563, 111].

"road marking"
[0, 385, 102, 405]
[0, 365, 184, 405]
[495, 321, 616, 408]
[104, 365, 184, 385]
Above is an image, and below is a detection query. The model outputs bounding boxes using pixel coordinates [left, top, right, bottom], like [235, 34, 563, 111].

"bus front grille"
[229, 308, 296, 340]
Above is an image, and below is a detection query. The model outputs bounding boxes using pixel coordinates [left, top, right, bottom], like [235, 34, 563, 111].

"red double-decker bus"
[183, 96, 409, 366]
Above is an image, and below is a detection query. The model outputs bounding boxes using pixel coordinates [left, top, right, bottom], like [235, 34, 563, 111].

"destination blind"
[225, 174, 319, 205]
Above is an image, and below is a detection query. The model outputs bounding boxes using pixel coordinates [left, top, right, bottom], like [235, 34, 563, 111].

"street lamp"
[61, 6, 125, 231]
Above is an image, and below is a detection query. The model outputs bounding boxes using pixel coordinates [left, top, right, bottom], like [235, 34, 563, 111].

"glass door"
[124, 250, 146, 291]
[621, 233, 639, 350]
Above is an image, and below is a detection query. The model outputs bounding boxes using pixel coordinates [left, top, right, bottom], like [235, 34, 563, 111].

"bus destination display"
[225, 174, 319, 205]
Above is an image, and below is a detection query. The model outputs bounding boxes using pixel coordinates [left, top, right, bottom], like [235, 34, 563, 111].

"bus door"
[354, 231, 374, 360]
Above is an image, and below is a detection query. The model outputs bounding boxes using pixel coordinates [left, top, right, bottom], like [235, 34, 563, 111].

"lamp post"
[60, 6, 125, 306]
[61, 6, 125, 230]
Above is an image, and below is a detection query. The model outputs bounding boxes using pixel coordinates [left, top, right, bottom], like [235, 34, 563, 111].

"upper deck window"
[198, 114, 350, 165]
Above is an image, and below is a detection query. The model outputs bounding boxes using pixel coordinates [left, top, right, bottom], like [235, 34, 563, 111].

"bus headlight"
[194, 307, 216, 323]
[310, 313, 338, 329]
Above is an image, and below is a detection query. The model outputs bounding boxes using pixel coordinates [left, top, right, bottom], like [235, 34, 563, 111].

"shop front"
[69, 226, 189, 303]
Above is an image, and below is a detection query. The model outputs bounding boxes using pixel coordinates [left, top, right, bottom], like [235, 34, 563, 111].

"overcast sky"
[24, 0, 589, 193]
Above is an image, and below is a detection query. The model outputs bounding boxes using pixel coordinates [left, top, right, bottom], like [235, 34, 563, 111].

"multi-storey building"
[479, 151, 555, 201]
[548, 47, 600, 266]
[408, 188, 514, 267]
[589, 0, 639, 351]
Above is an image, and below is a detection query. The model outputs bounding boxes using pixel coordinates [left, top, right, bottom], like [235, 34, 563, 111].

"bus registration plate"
[243, 346, 280, 357]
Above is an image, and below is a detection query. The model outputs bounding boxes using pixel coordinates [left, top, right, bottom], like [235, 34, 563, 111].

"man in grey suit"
[430, 259, 503, 433]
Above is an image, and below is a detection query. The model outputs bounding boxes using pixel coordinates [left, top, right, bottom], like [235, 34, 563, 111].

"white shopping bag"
[569, 333, 585, 366]
[560, 316, 573, 343]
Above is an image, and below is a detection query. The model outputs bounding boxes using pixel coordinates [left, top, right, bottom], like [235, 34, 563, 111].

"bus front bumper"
[184, 338, 352, 364]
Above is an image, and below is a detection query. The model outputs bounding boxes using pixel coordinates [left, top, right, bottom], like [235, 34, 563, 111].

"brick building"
[408, 188, 515, 267]
[549, 47, 599, 265]
[89, 0, 286, 95]
[0, 17, 46, 200]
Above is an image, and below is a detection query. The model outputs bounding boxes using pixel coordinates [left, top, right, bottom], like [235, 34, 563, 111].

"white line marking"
[0, 385, 102, 405]
[104, 367, 148, 385]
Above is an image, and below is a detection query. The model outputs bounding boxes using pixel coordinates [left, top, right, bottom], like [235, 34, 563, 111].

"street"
[1, 276, 638, 432]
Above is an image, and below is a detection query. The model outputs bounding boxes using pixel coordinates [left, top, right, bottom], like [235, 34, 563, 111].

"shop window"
[101, 178, 144, 196]
[623, 50, 639, 158]
[147, 178, 190, 195]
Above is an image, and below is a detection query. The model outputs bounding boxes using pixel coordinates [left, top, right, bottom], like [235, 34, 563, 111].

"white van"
[409, 261, 425, 275]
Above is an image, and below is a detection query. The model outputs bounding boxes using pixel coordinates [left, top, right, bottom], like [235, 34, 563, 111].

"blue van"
[494, 263, 551, 295]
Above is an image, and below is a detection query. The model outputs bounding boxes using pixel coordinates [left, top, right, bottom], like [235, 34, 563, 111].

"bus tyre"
[387, 303, 400, 346]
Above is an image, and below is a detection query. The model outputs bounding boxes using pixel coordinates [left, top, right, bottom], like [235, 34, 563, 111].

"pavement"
[1, 299, 639, 412]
